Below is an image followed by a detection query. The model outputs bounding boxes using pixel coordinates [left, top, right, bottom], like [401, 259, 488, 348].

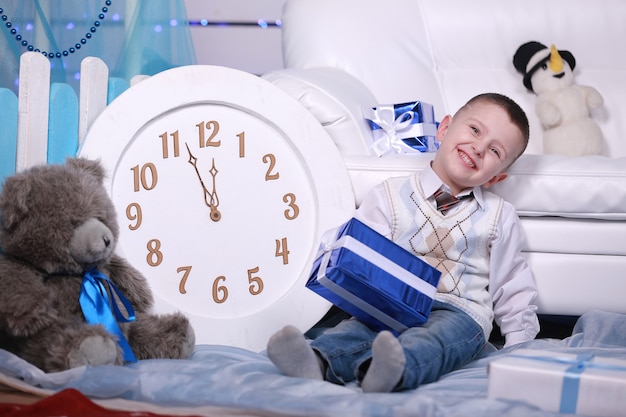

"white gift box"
[487, 349, 626, 416]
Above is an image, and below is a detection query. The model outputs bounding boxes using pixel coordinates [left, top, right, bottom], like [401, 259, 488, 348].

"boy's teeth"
[460, 151, 475, 167]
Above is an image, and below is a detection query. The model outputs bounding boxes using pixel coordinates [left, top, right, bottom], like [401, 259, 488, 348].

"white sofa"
[263, 0, 626, 317]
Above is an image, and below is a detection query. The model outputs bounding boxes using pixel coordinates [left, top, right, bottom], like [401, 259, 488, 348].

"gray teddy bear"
[0, 158, 195, 372]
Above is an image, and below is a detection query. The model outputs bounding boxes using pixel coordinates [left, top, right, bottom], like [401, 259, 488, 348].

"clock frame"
[78, 65, 355, 351]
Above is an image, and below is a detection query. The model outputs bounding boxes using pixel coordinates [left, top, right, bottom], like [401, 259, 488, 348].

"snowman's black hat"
[513, 41, 576, 92]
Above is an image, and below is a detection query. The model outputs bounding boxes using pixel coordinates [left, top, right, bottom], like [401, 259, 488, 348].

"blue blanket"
[2, 310, 625, 416]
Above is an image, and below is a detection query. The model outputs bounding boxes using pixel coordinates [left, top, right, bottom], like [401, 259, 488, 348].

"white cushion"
[262, 68, 377, 156]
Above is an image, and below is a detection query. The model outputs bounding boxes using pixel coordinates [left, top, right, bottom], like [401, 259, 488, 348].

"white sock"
[361, 331, 406, 393]
[267, 325, 323, 380]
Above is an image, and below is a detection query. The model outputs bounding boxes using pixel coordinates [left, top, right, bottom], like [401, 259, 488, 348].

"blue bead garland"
[0, 0, 112, 59]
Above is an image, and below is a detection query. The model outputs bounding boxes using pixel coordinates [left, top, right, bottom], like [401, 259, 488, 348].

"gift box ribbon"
[508, 353, 626, 414]
[363, 104, 438, 156]
[79, 269, 137, 363]
[315, 232, 438, 332]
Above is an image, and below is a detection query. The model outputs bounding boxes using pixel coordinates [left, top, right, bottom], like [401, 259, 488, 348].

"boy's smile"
[431, 101, 525, 196]
[458, 150, 476, 169]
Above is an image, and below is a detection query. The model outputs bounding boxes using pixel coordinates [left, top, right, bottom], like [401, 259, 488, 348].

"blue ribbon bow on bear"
[79, 269, 137, 363]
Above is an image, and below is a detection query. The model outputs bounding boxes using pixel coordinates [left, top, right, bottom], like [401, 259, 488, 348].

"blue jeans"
[309, 301, 486, 391]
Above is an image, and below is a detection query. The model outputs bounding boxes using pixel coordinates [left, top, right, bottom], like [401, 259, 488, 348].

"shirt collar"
[419, 163, 486, 210]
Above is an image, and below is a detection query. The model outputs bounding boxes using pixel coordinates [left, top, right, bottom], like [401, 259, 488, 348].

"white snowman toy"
[513, 41, 604, 156]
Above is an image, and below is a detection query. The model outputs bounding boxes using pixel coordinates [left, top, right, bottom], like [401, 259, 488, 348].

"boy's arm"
[354, 182, 394, 238]
[489, 202, 540, 347]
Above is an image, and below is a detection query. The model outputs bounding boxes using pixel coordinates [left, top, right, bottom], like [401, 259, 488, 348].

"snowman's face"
[531, 59, 575, 94]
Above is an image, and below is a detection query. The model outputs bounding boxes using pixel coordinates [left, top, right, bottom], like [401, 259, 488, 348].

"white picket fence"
[0, 52, 146, 186]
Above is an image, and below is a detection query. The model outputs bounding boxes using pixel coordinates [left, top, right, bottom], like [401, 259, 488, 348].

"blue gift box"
[363, 101, 439, 156]
[306, 218, 441, 334]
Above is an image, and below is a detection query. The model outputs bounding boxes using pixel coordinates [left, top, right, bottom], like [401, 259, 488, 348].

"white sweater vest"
[383, 174, 503, 337]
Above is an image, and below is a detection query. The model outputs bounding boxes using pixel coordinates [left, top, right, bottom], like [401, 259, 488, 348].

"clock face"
[78, 66, 355, 351]
[115, 103, 317, 319]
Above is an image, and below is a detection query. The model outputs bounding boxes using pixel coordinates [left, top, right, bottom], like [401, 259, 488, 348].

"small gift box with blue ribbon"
[363, 101, 439, 156]
[487, 349, 626, 416]
[306, 218, 441, 334]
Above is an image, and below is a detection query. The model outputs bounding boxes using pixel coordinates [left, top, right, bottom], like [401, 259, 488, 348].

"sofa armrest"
[262, 68, 378, 156]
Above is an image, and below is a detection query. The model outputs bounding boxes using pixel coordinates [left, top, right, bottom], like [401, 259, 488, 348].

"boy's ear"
[483, 172, 508, 188]
[436, 115, 452, 142]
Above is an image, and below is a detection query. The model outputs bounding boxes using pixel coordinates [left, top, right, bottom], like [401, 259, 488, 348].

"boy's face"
[431, 101, 525, 195]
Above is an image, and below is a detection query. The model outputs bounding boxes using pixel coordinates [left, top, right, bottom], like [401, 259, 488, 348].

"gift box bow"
[314, 228, 438, 332]
[364, 102, 438, 156]
[506, 352, 626, 414]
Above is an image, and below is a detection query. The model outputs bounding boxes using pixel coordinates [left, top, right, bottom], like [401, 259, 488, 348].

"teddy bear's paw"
[179, 322, 196, 359]
[67, 335, 121, 368]
[129, 312, 195, 360]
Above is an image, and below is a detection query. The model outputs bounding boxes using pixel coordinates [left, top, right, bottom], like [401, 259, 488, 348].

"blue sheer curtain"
[0, 0, 196, 94]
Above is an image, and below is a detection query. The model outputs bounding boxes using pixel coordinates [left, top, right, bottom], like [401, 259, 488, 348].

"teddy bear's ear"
[0, 175, 32, 230]
[67, 157, 106, 183]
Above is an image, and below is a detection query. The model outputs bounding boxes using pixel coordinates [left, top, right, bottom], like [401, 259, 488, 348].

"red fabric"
[0, 388, 201, 417]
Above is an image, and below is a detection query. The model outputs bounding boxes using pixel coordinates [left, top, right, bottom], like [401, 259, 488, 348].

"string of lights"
[0, 0, 113, 59]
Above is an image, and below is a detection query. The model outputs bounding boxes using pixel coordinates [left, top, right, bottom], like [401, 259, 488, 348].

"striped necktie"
[433, 188, 473, 215]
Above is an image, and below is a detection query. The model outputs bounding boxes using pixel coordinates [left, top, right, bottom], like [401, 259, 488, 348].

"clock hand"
[185, 143, 210, 197]
[207, 158, 221, 222]
[185, 143, 221, 222]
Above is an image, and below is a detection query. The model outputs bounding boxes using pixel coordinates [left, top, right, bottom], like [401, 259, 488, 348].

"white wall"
[184, 0, 286, 75]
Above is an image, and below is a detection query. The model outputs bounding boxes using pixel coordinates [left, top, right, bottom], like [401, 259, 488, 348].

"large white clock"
[78, 65, 355, 351]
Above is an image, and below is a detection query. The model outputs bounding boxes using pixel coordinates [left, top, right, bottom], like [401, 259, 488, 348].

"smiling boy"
[267, 93, 540, 393]
[432, 93, 528, 195]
